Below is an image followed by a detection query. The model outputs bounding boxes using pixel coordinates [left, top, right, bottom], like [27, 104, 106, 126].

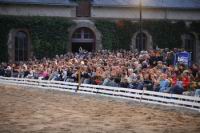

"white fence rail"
[0, 76, 200, 112]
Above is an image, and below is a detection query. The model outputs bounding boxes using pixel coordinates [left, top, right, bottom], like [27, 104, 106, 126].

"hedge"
[95, 20, 200, 50]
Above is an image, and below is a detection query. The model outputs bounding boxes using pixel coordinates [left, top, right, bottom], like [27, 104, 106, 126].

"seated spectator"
[159, 74, 170, 93]
[143, 73, 153, 91]
[170, 76, 184, 94]
[5, 65, 12, 77]
[182, 71, 190, 91]
[120, 78, 129, 88]
[0, 64, 5, 76]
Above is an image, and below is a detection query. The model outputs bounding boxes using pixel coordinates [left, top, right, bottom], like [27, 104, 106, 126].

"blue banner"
[174, 51, 191, 67]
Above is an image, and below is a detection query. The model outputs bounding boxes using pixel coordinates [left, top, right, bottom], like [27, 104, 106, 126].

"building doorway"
[71, 27, 95, 52]
[136, 32, 147, 51]
[15, 31, 28, 62]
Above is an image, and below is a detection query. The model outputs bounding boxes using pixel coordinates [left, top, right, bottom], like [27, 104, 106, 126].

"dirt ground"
[0, 85, 200, 133]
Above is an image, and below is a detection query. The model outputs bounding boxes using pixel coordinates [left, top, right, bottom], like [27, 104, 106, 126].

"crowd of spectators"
[0, 48, 200, 96]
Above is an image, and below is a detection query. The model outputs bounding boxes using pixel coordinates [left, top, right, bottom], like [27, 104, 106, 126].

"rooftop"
[0, 0, 76, 6]
[93, 0, 200, 9]
[0, 0, 200, 9]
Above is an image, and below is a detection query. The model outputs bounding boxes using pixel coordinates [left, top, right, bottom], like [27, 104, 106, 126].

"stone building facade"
[0, 0, 200, 63]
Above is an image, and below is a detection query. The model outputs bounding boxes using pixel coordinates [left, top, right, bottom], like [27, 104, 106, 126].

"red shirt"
[182, 76, 190, 90]
[171, 77, 177, 87]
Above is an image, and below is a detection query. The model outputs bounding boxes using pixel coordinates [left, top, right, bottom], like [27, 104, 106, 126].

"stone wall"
[0, 4, 199, 21]
[91, 7, 200, 20]
[0, 4, 76, 17]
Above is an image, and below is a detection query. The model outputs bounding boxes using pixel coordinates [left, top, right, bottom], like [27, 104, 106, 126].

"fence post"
[47, 80, 49, 89]
[193, 96, 199, 111]
[23, 78, 25, 89]
[140, 87, 145, 103]
[96, 86, 99, 94]
[48, 80, 53, 89]
[170, 93, 173, 107]
[38, 79, 40, 88]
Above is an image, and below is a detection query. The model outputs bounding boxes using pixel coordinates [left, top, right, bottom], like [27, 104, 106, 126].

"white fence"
[0, 76, 200, 112]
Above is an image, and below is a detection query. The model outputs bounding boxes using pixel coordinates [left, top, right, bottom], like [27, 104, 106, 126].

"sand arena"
[0, 85, 200, 133]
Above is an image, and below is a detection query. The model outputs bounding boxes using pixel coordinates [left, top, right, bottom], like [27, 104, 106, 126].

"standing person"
[166, 51, 174, 66]
[79, 47, 83, 53]
[149, 51, 157, 67]
[191, 64, 199, 79]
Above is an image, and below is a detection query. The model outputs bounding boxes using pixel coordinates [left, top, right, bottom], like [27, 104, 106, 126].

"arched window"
[136, 32, 147, 51]
[72, 27, 94, 40]
[71, 27, 95, 52]
[15, 31, 28, 62]
[184, 33, 195, 61]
